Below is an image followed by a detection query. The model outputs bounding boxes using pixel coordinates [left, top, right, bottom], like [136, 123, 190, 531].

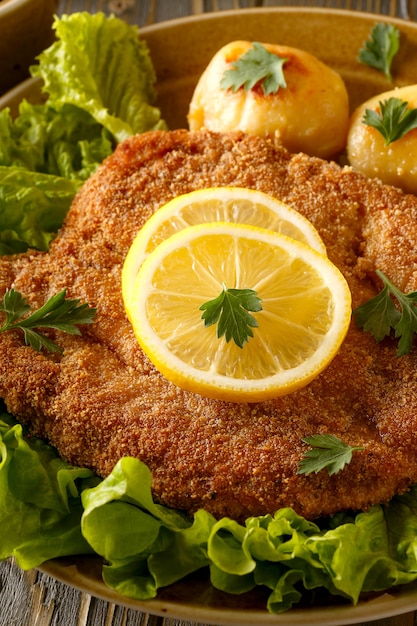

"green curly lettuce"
[2, 409, 417, 612]
[0, 166, 82, 254]
[0, 412, 97, 569]
[31, 12, 166, 142]
[0, 12, 166, 254]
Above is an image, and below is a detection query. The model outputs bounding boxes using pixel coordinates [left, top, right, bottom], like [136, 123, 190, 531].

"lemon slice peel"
[122, 186, 327, 313]
[126, 222, 351, 403]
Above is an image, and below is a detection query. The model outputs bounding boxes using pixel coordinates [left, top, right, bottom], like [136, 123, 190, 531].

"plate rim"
[139, 5, 415, 31]
[4, 6, 417, 624]
[38, 556, 417, 626]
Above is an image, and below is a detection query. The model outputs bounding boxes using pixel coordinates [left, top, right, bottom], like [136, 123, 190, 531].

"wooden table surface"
[1, 1, 417, 625]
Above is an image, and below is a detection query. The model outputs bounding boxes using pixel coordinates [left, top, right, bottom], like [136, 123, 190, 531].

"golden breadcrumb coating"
[1, 129, 417, 521]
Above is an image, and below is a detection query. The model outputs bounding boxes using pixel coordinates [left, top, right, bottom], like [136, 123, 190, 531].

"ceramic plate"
[3, 7, 417, 625]
[40, 555, 417, 625]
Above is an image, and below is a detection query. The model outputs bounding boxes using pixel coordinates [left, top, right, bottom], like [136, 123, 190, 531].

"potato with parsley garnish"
[188, 40, 350, 160]
[347, 85, 417, 195]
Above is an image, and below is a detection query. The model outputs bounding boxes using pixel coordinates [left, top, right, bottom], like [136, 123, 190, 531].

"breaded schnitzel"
[1, 129, 417, 521]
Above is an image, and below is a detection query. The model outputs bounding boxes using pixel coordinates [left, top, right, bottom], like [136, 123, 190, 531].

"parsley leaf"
[199, 283, 262, 349]
[363, 97, 417, 145]
[220, 42, 288, 95]
[0, 288, 96, 354]
[358, 22, 400, 81]
[353, 270, 417, 356]
[297, 434, 363, 476]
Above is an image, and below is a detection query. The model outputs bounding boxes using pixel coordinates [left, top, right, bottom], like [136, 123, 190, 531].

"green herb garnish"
[362, 97, 417, 145]
[353, 269, 417, 356]
[0, 288, 96, 354]
[297, 434, 364, 476]
[220, 42, 288, 95]
[199, 284, 262, 348]
[358, 22, 400, 81]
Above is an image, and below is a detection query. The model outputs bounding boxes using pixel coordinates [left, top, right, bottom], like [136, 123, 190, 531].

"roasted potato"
[347, 85, 417, 195]
[188, 40, 350, 160]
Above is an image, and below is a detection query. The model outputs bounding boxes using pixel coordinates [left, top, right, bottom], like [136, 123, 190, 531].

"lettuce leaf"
[0, 100, 114, 179]
[2, 411, 417, 612]
[0, 412, 97, 569]
[81, 458, 213, 599]
[0, 11, 166, 254]
[31, 12, 167, 143]
[81, 458, 417, 611]
[0, 96, 113, 253]
[0, 166, 82, 254]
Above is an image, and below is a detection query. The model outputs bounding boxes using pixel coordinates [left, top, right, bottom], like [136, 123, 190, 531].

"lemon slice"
[126, 222, 351, 403]
[122, 187, 326, 311]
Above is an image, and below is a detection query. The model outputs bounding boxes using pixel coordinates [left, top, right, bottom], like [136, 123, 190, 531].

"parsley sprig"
[358, 22, 400, 81]
[363, 97, 417, 145]
[0, 288, 96, 354]
[199, 284, 262, 349]
[220, 42, 288, 95]
[353, 270, 417, 356]
[297, 434, 363, 476]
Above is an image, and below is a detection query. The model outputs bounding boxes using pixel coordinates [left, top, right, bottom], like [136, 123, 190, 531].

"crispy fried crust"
[1, 129, 417, 521]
